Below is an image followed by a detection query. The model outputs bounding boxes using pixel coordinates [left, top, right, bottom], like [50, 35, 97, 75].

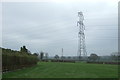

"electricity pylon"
[77, 11, 87, 60]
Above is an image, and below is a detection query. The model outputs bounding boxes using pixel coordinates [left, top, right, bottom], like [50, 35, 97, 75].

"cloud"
[2, 1, 118, 56]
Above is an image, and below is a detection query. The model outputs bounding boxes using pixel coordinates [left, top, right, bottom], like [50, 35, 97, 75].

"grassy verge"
[3, 62, 118, 78]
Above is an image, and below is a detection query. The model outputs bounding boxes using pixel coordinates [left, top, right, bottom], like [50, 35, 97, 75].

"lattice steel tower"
[77, 11, 87, 59]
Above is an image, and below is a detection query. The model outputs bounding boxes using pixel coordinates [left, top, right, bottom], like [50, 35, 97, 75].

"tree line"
[53, 52, 120, 62]
[2, 46, 39, 72]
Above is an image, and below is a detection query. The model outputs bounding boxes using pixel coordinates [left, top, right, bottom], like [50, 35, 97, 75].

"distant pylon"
[62, 48, 63, 56]
[77, 11, 87, 60]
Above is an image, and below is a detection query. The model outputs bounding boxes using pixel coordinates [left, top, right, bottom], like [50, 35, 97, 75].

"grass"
[3, 62, 118, 78]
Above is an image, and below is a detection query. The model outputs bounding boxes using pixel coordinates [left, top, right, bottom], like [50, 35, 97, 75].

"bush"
[2, 48, 39, 72]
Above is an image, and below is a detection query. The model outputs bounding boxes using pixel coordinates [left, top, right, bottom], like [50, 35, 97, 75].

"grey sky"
[2, 0, 118, 56]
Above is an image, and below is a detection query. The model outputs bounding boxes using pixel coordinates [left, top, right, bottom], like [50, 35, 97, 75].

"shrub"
[2, 47, 39, 72]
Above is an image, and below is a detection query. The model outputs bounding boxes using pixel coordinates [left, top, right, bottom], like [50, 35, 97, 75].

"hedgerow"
[2, 47, 39, 72]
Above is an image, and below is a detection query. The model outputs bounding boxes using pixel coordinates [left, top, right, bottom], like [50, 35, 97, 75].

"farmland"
[3, 62, 118, 78]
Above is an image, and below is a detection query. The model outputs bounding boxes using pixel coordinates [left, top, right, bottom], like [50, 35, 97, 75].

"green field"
[3, 62, 118, 78]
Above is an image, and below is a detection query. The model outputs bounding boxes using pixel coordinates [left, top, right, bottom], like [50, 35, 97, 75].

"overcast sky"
[2, 0, 118, 56]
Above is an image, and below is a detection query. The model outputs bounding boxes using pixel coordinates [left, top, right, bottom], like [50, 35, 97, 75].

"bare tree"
[111, 52, 120, 61]
[45, 53, 48, 60]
